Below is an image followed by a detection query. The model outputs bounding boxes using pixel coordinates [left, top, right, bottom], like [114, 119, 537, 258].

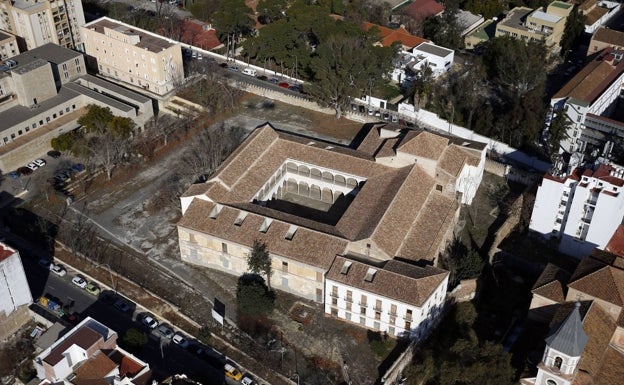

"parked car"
[18, 167, 33, 176]
[241, 374, 257, 385]
[141, 314, 159, 329]
[72, 163, 85, 172]
[256, 75, 268, 81]
[172, 332, 190, 348]
[229, 65, 239, 72]
[85, 283, 101, 296]
[38, 259, 53, 270]
[47, 150, 61, 158]
[51, 264, 67, 276]
[268, 78, 279, 84]
[33, 159, 46, 167]
[278, 82, 290, 88]
[224, 363, 243, 381]
[288, 85, 302, 92]
[157, 323, 174, 339]
[114, 299, 131, 312]
[8, 171, 20, 179]
[72, 275, 87, 288]
[26, 163, 39, 171]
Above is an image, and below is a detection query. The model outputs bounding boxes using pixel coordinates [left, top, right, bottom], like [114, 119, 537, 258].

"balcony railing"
[387, 310, 397, 317]
[344, 297, 353, 303]
[358, 302, 368, 307]
[403, 314, 413, 321]
[329, 292, 339, 298]
[373, 306, 383, 312]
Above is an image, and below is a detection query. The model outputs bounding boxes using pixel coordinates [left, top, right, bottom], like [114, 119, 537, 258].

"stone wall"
[0, 305, 31, 341]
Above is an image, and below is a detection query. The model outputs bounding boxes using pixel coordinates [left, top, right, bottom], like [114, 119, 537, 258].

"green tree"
[247, 240, 273, 290]
[51, 131, 81, 153]
[257, 0, 288, 24]
[236, 274, 275, 316]
[77, 104, 114, 133]
[547, 112, 573, 157]
[441, 239, 484, 287]
[107, 116, 135, 139]
[560, 5, 586, 59]
[422, 0, 463, 49]
[212, 0, 254, 40]
[122, 328, 148, 351]
[463, 0, 503, 19]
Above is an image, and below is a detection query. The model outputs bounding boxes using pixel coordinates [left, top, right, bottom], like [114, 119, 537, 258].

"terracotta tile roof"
[397, 192, 458, 262]
[108, 350, 146, 377]
[179, 19, 223, 50]
[178, 199, 348, 269]
[44, 326, 103, 365]
[567, 265, 624, 306]
[438, 145, 480, 177]
[0, 243, 15, 263]
[397, 131, 449, 160]
[362, 22, 429, 49]
[592, 27, 624, 47]
[326, 256, 448, 307]
[575, 302, 616, 377]
[605, 224, 624, 257]
[532, 264, 571, 302]
[553, 49, 624, 104]
[592, 346, 624, 385]
[73, 351, 117, 382]
[372, 166, 435, 258]
[404, 0, 445, 20]
[584, 6, 609, 26]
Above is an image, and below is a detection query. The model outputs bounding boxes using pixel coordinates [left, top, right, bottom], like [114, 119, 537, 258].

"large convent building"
[177, 123, 486, 337]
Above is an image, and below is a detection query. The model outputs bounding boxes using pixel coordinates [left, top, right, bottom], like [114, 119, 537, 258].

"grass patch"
[367, 330, 395, 357]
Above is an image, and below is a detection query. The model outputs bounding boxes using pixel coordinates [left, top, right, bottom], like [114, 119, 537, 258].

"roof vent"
[340, 261, 352, 275]
[209, 204, 222, 219]
[364, 268, 377, 282]
[285, 225, 298, 240]
[234, 211, 248, 226]
[259, 218, 273, 233]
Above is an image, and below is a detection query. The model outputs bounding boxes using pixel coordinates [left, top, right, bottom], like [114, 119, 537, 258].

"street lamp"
[98, 263, 116, 294]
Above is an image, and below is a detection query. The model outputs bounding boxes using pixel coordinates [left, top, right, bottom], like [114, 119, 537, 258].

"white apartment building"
[0, 242, 32, 318]
[81, 17, 184, 96]
[550, 48, 624, 156]
[530, 163, 624, 258]
[0, 30, 19, 59]
[0, 0, 85, 51]
[392, 42, 454, 83]
[325, 256, 448, 338]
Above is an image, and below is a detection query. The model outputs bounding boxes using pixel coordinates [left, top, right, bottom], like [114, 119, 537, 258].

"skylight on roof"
[285, 225, 298, 241]
[340, 261, 352, 275]
[364, 268, 377, 282]
[260, 218, 273, 233]
[209, 204, 222, 219]
[234, 211, 248, 226]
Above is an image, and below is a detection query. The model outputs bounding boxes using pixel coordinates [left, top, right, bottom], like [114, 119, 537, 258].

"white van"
[242, 68, 257, 77]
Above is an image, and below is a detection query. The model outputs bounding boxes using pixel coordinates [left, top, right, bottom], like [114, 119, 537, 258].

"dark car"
[219, 62, 228, 68]
[229, 65, 239, 72]
[268, 78, 279, 84]
[288, 84, 302, 92]
[278, 82, 290, 88]
[47, 150, 61, 158]
[72, 163, 85, 172]
[256, 75, 268, 81]
[17, 167, 33, 176]
[8, 171, 20, 179]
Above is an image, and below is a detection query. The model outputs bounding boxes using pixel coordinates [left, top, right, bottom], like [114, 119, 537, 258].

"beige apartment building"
[0, 0, 85, 51]
[81, 17, 184, 96]
[495, 1, 572, 53]
[0, 30, 19, 59]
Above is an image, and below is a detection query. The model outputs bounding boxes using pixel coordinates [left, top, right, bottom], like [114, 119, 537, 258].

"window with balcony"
[331, 286, 338, 298]
[346, 290, 353, 303]
[360, 306, 366, 315]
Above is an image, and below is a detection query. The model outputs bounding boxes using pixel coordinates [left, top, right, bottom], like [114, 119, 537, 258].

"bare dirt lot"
[23, 94, 385, 384]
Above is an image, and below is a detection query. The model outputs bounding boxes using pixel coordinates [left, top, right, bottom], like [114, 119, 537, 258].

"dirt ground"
[27, 93, 383, 384]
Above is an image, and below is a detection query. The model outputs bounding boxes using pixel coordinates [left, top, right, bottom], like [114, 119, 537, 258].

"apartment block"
[0, 30, 19, 59]
[530, 163, 624, 258]
[325, 257, 448, 338]
[495, 1, 572, 54]
[0, 242, 32, 340]
[0, 0, 85, 51]
[81, 17, 184, 96]
[0, 43, 154, 171]
[550, 48, 624, 156]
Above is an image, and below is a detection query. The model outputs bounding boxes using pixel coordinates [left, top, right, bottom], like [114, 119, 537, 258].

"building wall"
[178, 227, 326, 301]
[495, 6, 569, 53]
[0, 248, 32, 317]
[324, 276, 447, 338]
[530, 177, 573, 240]
[12, 63, 57, 106]
[0, 32, 19, 59]
[81, 21, 184, 96]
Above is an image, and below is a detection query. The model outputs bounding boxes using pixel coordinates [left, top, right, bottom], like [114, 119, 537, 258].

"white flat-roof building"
[0, 242, 32, 341]
[530, 163, 624, 258]
[391, 42, 454, 82]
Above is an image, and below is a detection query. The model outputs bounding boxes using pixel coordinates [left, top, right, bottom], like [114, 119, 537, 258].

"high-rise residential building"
[81, 17, 184, 96]
[529, 163, 624, 258]
[0, 0, 85, 51]
[0, 29, 19, 59]
[0, 242, 32, 340]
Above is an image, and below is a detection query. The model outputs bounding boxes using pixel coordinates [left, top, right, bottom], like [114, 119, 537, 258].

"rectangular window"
[282, 261, 288, 272]
[332, 286, 338, 297]
[346, 302, 352, 311]
[360, 317, 366, 325]
[388, 326, 395, 336]
[390, 304, 397, 316]
[360, 295, 367, 306]
[360, 306, 366, 315]
[221, 242, 227, 253]
[345, 312, 351, 321]
[332, 298, 337, 306]
[346, 290, 352, 302]
[316, 271, 322, 282]
[375, 299, 382, 311]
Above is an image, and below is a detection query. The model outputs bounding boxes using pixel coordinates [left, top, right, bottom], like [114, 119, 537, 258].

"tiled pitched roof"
[576, 303, 617, 377]
[592, 27, 624, 47]
[404, 0, 445, 20]
[584, 7, 609, 26]
[0, 243, 15, 262]
[362, 22, 429, 49]
[178, 200, 348, 269]
[73, 351, 117, 382]
[326, 256, 448, 307]
[438, 145, 481, 177]
[604, 224, 624, 257]
[592, 347, 624, 385]
[568, 265, 624, 306]
[398, 131, 449, 160]
[532, 263, 571, 302]
[553, 49, 624, 104]
[179, 19, 222, 50]
[108, 350, 146, 377]
[44, 326, 103, 365]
